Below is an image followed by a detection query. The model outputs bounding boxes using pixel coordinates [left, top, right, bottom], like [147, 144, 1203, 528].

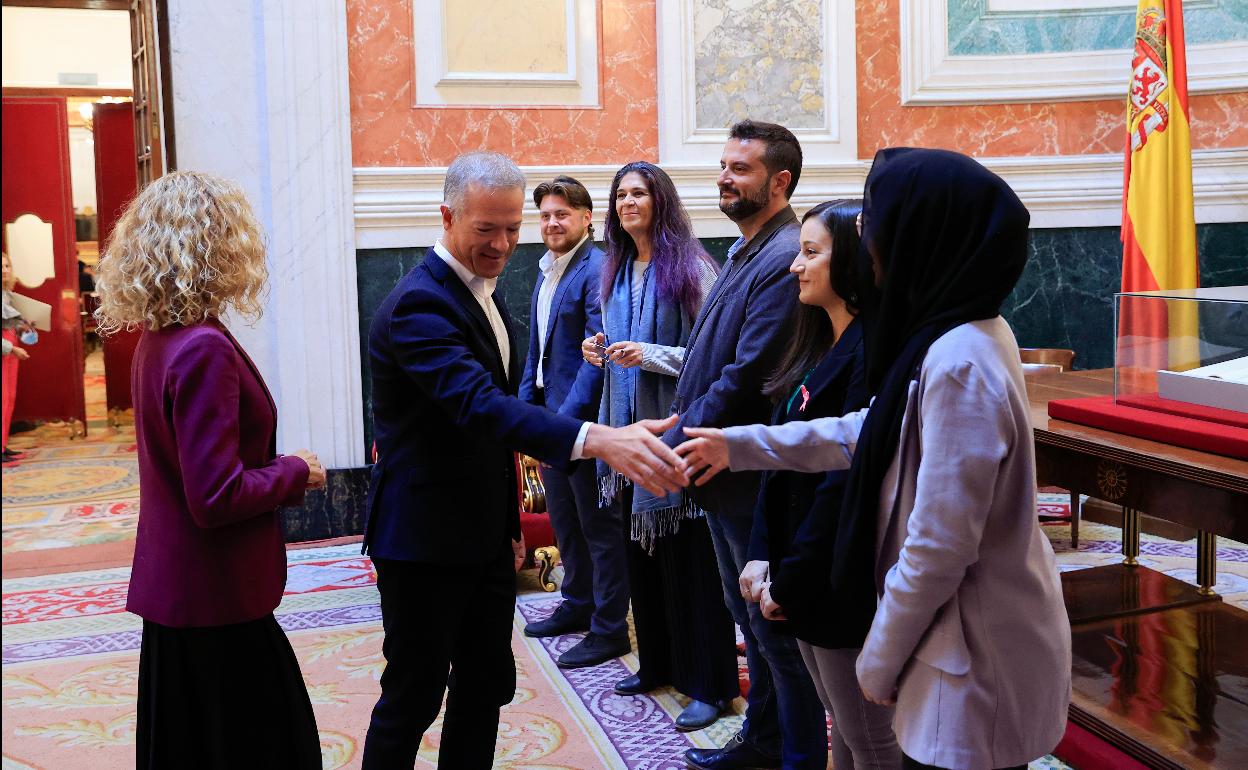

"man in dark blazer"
[361, 151, 685, 770]
[666, 122, 828, 770]
[517, 176, 630, 669]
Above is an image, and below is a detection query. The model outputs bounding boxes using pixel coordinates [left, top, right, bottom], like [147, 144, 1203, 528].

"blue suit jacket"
[363, 252, 583, 564]
[517, 240, 605, 420]
[665, 207, 801, 516]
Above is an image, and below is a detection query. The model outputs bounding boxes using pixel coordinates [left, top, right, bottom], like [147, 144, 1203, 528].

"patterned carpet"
[3, 362, 1244, 767]
[13, 506, 1236, 768]
[2, 543, 1102, 770]
[1, 545, 738, 770]
[4, 352, 139, 556]
[1039, 496, 1248, 611]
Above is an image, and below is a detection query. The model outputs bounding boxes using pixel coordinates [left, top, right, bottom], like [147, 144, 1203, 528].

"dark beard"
[718, 182, 771, 222]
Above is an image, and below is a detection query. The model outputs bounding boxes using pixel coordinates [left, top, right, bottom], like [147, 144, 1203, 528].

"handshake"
[582, 416, 731, 498]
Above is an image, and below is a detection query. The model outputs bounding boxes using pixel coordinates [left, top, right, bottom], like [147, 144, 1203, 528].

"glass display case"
[1114, 286, 1248, 414]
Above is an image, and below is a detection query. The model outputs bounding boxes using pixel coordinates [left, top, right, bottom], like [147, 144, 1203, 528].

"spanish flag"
[1120, 1, 1200, 385]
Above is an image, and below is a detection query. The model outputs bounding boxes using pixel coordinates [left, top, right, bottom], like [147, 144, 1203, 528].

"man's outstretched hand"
[583, 415, 688, 498]
[674, 426, 730, 486]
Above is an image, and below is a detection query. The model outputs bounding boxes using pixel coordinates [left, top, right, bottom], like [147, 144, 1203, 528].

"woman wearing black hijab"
[678, 148, 1071, 770]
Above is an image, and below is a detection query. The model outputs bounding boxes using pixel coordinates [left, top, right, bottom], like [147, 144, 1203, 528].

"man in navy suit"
[517, 176, 630, 669]
[361, 152, 686, 770]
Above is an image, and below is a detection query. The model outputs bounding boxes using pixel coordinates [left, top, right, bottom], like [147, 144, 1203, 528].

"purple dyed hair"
[601, 161, 716, 318]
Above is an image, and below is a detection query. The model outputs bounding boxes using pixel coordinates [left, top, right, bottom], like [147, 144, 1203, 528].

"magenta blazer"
[126, 319, 309, 627]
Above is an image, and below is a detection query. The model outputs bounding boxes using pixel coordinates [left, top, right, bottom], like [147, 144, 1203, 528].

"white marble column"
[167, 0, 364, 468]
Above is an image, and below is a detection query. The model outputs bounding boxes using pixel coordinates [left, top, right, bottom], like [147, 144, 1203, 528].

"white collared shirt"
[433, 240, 590, 459]
[534, 232, 589, 389]
[433, 241, 510, 378]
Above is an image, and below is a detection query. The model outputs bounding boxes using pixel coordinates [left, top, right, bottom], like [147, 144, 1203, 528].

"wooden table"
[1027, 369, 1248, 592]
[1029, 371, 1248, 767]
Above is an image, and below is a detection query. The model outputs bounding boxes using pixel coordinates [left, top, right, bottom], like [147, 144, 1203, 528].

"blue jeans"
[705, 513, 829, 770]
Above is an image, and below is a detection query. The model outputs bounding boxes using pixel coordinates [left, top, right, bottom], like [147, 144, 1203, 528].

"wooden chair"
[1022, 362, 1063, 378]
[517, 454, 560, 591]
[1020, 347, 1075, 371]
[1020, 348, 1080, 547]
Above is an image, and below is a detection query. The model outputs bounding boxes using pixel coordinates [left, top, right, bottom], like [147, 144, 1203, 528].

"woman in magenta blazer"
[94, 171, 327, 770]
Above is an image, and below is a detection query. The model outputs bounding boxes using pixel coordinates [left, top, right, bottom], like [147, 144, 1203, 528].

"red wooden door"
[94, 101, 141, 415]
[1, 97, 87, 433]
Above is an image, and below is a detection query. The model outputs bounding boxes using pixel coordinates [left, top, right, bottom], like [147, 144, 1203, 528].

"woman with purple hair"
[579, 161, 739, 730]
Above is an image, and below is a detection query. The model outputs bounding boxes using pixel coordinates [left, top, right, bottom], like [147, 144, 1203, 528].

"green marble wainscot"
[280, 466, 373, 543]
[355, 243, 551, 455]
[1003, 221, 1248, 370]
[356, 223, 1247, 451]
[947, 0, 1246, 56]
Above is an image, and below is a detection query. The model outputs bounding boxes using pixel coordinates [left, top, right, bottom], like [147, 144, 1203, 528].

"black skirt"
[136, 613, 321, 770]
[620, 488, 740, 705]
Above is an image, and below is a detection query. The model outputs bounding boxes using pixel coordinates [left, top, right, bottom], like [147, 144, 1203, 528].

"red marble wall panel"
[347, 0, 1243, 167]
[856, 0, 1247, 158]
[347, 0, 658, 167]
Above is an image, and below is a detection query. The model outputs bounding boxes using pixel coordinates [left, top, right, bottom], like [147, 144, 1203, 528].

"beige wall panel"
[444, 0, 570, 75]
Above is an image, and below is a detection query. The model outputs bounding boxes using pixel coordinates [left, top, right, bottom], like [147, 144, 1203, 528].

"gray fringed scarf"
[597, 260, 703, 551]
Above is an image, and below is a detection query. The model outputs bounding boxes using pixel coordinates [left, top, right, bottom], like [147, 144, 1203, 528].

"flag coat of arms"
[1120, 0, 1200, 379]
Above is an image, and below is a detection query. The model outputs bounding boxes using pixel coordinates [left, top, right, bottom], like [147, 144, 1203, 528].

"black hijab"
[823, 147, 1030, 648]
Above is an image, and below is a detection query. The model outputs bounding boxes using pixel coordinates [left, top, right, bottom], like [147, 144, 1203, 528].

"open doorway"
[67, 93, 141, 429]
[2, 1, 170, 446]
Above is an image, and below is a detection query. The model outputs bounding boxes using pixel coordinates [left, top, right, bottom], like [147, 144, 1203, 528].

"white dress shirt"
[433, 241, 590, 459]
[534, 232, 589, 389]
[433, 241, 510, 377]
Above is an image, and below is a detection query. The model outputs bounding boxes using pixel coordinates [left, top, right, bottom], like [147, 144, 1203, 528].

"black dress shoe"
[684, 732, 780, 769]
[673, 698, 729, 732]
[556, 632, 630, 669]
[523, 604, 590, 638]
[613, 673, 659, 696]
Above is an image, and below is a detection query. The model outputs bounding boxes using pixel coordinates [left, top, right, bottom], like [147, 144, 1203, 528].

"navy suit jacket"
[364, 252, 584, 564]
[746, 321, 867, 640]
[517, 240, 605, 420]
[665, 207, 801, 516]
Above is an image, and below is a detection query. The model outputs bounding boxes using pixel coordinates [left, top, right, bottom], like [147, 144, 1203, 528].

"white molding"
[354, 162, 865, 248]
[657, 0, 857, 164]
[901, 0, 1248, 104]
[352, 149, 1248, 248]
[986, 149, 1248, 226]
[414, 0, 599, 106]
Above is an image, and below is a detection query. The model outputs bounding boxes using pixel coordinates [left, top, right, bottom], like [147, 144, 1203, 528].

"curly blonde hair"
[94, 171, 268, 333]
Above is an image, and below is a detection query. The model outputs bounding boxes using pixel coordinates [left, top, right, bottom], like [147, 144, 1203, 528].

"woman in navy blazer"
[742, 201, 900, 770]
[94, 171, 326, 770]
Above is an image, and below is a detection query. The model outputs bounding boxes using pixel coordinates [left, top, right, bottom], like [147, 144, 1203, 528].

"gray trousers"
[796, 641, 902, 770]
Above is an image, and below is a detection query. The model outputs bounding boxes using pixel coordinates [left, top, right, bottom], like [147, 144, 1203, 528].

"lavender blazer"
[723, 318, 1072, 770]
[127, 320, 309, 627]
